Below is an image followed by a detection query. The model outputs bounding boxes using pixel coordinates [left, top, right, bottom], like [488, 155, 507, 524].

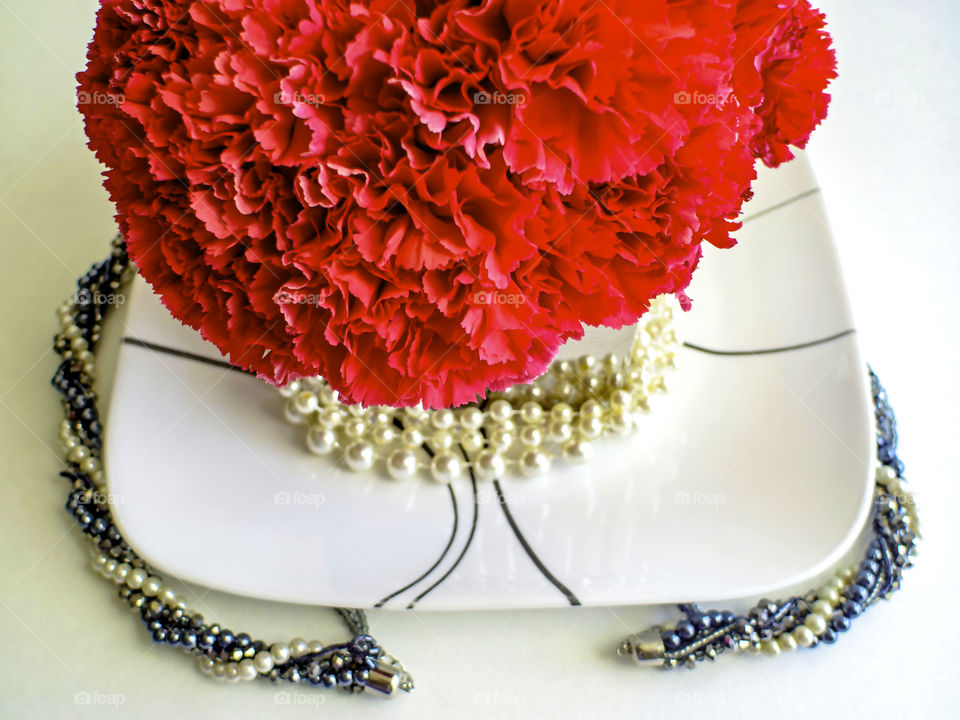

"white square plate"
[104, 152, 874, 610]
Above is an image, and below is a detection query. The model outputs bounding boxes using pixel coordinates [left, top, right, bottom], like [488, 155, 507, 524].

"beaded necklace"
[51, 237, 919, 698]
[279, 297, 678, 481]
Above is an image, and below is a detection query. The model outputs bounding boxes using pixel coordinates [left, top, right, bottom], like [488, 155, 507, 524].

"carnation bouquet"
[77, 0, 835, 409]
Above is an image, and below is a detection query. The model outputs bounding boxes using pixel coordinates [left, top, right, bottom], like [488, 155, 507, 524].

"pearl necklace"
[51, 237, 919, 699]
[280, 297, 679, 482]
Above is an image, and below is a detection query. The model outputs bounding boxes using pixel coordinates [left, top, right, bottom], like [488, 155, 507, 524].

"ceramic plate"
[104, 152, 875, 610]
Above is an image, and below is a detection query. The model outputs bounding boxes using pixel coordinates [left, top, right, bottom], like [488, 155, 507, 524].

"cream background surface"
[2, 1, 958, 717]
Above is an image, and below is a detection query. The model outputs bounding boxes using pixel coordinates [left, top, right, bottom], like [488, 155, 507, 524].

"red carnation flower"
[78, 0, 835, 408]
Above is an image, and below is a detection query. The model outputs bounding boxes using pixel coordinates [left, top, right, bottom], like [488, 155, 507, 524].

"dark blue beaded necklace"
[53, 237, 918, 694]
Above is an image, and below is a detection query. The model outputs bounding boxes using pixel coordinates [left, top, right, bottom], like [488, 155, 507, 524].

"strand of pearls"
[53, 237, 411, 696]
[281, 296, 679, 482]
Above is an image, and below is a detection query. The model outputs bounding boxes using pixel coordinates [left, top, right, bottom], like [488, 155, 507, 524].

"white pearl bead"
[284, 399, 306, 425]
[579, 416, 604, 439]
[306, 427, 337, 455]
[141, 577, 161, 597]
[224, 663, 240, 682]
[519, 401, 544, 424]
[519, 425, 542, 447]
[430, 452, 462, 484]
[386, 449, 418, 480]
[113, 562, 131, 583]
[102, 559, 117, 577]
[575, 355, 596, 374]
[401, 428, 424, 448]
[811, 599, 833, 617]
[817, 585, 840, 605]
[307, 641, 325, 654]
[290, 638, 308, 657]
[317, 407, 344, 428]
[430, 431, 453, 451]
[494, 418, 516, 434]
[458, 407, 483, 430]
[609, 389, 632, 410]
[126, 568, 148, 590]
[158, 586, 177, 606]
[68, 445, 89, 463]
[367, 409, 391, 426]
[804, 612, 828, 635]
[431, 409, 455, 430]
[293, 391, 318, 415]
[344, 441, 375, 471]
[825, 577, 844, 591]
[253, 650, 275, 673]
[197, 656, 215, 674]
[488, 428, 513, 450]
[836, 566, 854, 581]
[580, 400, 603, 419]
[792, 626, 815, 647]
[607, 409, 632, 434]
[548, 420, 573, 442]
[278, 380, 302, 398]
[488, 399, 513, 423]
[460, 430, 484, 453]
[344, 418, 367, 439]
[211, 661, 226, 679]
[80, 457, 100, 475]
[238, 659, 258, 681]
[519, 449, 550, 477]
[550, 402, 574, 424]
[473, 449, 506, 481]
[270, 642, 291, 664]
[777, 633, 797, 652]
[552, 381, 575, 401]
[760, 639, 780, 656]
[562, 439, 593, 464]
[371, 424, 396, 446]
[876, 465, 897, 483]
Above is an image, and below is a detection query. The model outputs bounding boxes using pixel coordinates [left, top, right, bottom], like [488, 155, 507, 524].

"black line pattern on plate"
[122, 337, 252, 374]
[404, 446, 481, 609]
[682, 328, 856, 357]
[492, 479, 582, 607]
[740, 187, 821, 224]
[374, 483, 460, 608]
